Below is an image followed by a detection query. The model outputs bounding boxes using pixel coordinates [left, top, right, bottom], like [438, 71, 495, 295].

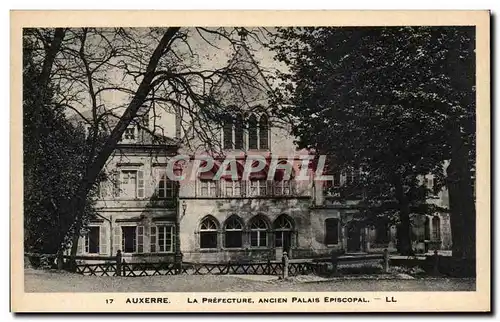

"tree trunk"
[38, 28, 66, 95]
[446, 160, 464, 258]
[447, 125, 475, 261]
[393, 176, 414, 256]
[57, 27, 181, 256]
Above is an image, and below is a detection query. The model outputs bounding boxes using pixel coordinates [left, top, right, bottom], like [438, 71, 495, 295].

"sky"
[62, 27, 288, 139]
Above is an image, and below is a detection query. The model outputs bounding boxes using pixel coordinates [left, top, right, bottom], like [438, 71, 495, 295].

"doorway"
[346, 223, 362, 252]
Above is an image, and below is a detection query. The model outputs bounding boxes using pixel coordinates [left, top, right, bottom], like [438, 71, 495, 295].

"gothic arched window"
[199, 216, 219, 249]
[249, 216, 268, 247]
[273, 215, 294, 250]
[248, 114, 258, 149]
[234, 114, 244, 150]
[259, 114, 269, 149]
[224, 216, 243, 248]
[223, 119, 233, 149]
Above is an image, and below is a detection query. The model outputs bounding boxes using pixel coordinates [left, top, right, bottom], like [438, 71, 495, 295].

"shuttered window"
[85, 226, 100, 254]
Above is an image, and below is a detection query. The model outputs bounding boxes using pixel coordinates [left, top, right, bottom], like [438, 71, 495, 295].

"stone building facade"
[74, 45, 452, 263]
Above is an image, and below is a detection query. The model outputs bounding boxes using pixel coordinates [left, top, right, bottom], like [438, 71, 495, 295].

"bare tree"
[24, 27, 272, 256]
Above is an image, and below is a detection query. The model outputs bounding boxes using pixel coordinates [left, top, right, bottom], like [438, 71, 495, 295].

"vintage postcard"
[11, 10, 490, 312]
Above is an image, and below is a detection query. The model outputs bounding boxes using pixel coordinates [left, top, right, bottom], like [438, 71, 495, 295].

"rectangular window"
[274, 180, 291, 196]
[85, 226, 100, 254]
[122, 226, 137, 253]
[250, 180, 258, 196]
[120, 169, 145, 199]
[223, 180, 241, 197]
[259, 180, 267, 195]
[200, 180, 216, 197]
[325, 218, 339, 245]
[249, 180, 268, 196]
[157, 225, 174, 253]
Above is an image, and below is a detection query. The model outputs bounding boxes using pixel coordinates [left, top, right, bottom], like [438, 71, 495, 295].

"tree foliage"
[269, 27, 475, 256]
[23, 34, 99, 254]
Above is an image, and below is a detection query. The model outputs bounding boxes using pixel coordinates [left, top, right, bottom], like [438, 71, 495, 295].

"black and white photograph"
[11, 10, 490, 313]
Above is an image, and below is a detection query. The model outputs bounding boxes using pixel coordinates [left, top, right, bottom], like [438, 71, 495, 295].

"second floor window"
[155, 169, 176, 199]
[200, 180, 217, 197]
[224, 180, 241, 196]
[120, 169, 145, 199]
[249, 179, 267, 196]
[274, 180, 291, 196]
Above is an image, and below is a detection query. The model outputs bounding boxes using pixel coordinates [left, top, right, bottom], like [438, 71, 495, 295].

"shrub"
[337, 263, 384, 275]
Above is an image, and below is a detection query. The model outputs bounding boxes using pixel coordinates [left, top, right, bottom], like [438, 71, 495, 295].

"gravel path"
[24, 268, 476, 293]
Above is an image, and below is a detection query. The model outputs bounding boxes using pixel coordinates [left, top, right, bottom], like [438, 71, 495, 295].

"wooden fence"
[28, 248, 433, 278]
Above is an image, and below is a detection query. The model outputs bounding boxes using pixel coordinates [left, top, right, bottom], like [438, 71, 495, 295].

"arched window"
[199, 217, 219, 249]
[248, 114, 258, 149]
[223, 119, 233, 149]
[259, 114, 269, 149]
[273, 215, 293, 251]
[431, 216, 441, 241]
[249, 216, 268, 247]
[234, 114, 244, 150]
[224, 216, 243, 248]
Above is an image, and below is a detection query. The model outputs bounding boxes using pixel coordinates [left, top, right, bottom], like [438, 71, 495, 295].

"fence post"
[57, 250, 64, 270]
[331, 251, 339, 275]
[433, 250, 440, 276]
[267, 258, 271, 275]
[282, 252, 289, 279]
[116, 250, 122, 276]
[383, 248, 390, 273]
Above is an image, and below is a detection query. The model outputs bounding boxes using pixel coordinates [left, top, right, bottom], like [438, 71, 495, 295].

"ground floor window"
[150, 225, 174, 253]
[250, 217, 268, 247]
[158, 225, 174, 252]
[324, 218, 339, 245]
[200, 217, 219, 249]
[273, 215, 293, 250]
[432, 216, 441, 240]
[85, 226, 100, 253]
[275, 230, 292, 249]
[224, 216, 243, 248]
[122, 226, 137, 253]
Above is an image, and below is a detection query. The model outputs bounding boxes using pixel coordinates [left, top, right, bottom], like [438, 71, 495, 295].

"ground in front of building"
[24, 268, 475, 293]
